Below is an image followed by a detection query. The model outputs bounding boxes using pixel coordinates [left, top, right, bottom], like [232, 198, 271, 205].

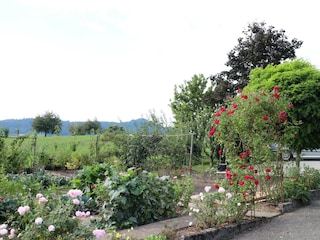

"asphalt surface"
[231, 199, 320, 240]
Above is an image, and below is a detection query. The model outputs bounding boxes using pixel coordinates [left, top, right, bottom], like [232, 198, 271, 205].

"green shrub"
[94, 168, 177, 229]
[71, 163, 114, 195]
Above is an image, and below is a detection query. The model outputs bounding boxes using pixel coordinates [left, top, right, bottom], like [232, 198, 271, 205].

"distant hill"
[0, 118, 149, 136]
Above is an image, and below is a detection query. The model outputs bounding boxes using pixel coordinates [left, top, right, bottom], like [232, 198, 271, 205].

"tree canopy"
[32, 111, 62, 136]
[207, 21, 303, 105]
[68, 119, 102, 135]
[246, 59, 320, 164]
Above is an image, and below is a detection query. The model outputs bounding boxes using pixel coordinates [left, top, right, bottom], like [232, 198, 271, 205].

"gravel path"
[232, 199, 320, 240]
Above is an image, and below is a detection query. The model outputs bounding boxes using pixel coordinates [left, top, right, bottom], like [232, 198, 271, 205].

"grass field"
[5, 135, 100, 155]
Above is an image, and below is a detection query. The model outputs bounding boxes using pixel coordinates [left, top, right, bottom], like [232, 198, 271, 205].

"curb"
[179, 217, 271, 240]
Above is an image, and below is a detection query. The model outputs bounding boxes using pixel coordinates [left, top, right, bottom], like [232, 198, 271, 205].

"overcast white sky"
[0, 0, 319, 122]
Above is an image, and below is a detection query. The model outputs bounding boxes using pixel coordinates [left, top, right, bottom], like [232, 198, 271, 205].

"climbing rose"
[208, 126, 216, 137]
[254, 180, 259, 185]
[266, 175, 271, 180]
[263, 115, 269, 121]
[266, 168, 271, 173]
[241, 94, 248, 99]
[239, 181, 244, 186]
[289, 102, 294, 108]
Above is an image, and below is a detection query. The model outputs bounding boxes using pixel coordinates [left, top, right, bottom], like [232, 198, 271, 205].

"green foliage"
[170, 74, 214, 163]
[172, 175, 195, 209]
[122, 116, 188, 171]
[283, 166, 320, 204]
[284, 168, 311, 205]
[144, 235, 167, 240]
[0, 127, 9, 137]
[32, 111, 62, 137]
[247, 59, 320, 153]
[68, 118, 102, 135]
[94, 168, 177, 229]
[71, 163, 114, 195]
[0, 136, 31, 173]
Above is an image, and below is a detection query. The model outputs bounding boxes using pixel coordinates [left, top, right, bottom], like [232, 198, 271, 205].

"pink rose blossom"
[93, 229, 106, 239]
[17, 206, 30, 216]
[38, 197, 48, 204]
[73, 199, 80, 205]
[67, 189, 83, 198]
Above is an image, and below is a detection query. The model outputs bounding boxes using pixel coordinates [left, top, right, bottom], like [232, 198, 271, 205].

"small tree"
[32, 111, 62, 137]
[170, 74, 215, 164]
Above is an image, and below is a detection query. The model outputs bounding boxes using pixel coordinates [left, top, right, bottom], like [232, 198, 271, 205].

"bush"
[94, 168, 177, 229]
[71, 163, 114, 195]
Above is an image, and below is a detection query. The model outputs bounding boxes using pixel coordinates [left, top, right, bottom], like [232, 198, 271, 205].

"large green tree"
[206, 21, 303, 105]
[246, 59, 320, 167]
[32, 111, 62, 137]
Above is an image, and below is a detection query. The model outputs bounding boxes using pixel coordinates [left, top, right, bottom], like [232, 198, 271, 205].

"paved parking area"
[232, 199, 320, 240]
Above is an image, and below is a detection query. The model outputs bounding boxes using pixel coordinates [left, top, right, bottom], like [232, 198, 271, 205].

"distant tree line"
[31, 111, 102, 136]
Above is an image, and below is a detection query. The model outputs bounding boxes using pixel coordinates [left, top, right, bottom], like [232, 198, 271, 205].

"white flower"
[189, 222, 193, 226]
[226, 192, 232, 199]
[35, 217, 43, 225]
[218, 187, 225, 193]
[204, 186, 211, 192]
[48, 225, 55, 232]
[199, 192, 204, 201]
[0, 229, 8, 235]
[36, 193, 43, 199]
[237, 202, 241, 206]
[0, 224, 7, 230]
